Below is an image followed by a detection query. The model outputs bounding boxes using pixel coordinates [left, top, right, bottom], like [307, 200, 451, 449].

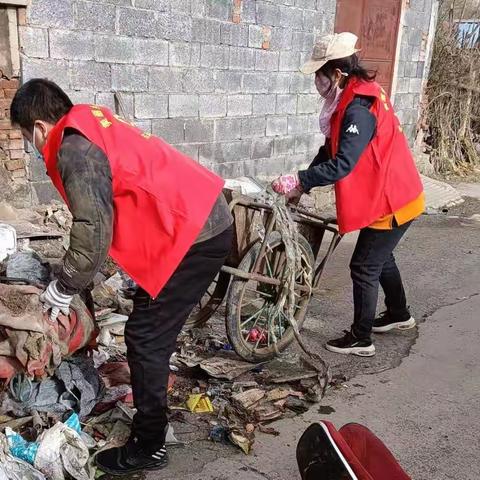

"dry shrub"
[425, 0, 480, 175]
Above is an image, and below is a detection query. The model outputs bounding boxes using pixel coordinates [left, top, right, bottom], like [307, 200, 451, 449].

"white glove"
[40, 280, 74, 321]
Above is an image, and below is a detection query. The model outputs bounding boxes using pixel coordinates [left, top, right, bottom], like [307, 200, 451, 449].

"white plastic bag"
[0, 224, 16, 261]
[0, 432, 45, 480]
[34, 421, 91, 480]
[224, 177, 265, 195]
[6, 414, 92, 480]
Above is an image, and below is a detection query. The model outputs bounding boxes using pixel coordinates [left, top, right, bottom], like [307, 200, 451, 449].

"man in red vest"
[272, 33, 424, 358]
[11, 79, 233, 475]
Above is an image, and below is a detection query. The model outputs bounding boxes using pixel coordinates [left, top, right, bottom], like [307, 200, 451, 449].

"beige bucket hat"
[300, 32, 360, 75]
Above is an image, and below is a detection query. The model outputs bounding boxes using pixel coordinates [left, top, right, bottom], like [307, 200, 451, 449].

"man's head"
[10, 78, 73, 152]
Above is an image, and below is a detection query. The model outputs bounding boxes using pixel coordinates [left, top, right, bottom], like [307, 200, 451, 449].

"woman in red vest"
[11, 79, 233, 475]
[272, 33, 425, 357]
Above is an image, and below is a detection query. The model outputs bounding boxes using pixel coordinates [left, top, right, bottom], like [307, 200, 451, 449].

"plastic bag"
[6, 413, 92, 480]
[0, 431, 46, 480]
[0, 224, 16, 262]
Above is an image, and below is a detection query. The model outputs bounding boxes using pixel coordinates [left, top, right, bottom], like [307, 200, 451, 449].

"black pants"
[125, 226, 233, 449]
[350, 222, 412, 339]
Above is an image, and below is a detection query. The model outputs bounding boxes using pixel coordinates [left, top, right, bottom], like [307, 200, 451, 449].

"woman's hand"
[287, 189, 303, 205]
[272, 174, 302, 194]
[272, 174, 304, 204]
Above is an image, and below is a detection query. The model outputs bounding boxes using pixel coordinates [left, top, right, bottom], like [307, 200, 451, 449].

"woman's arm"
[308, 144, 330, 169]
[298, 97, 377, 192]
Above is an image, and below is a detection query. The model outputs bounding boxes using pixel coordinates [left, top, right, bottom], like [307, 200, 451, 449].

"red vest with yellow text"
[43, 105, 224, 297]
[330, 79, 423, 234]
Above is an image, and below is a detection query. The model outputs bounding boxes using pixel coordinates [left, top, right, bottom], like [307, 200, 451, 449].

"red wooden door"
[335, 0, 402, 95]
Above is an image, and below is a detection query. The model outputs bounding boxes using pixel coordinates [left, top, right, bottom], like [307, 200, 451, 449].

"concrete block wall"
[20, 0, 337, 203]
[393, 0, 436, 144]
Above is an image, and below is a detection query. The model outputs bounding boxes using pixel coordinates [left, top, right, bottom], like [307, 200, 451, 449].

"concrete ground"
[144, 191, 480, 480]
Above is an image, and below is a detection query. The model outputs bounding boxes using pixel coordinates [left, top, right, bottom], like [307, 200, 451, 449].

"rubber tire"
[226, 231, 314, 362]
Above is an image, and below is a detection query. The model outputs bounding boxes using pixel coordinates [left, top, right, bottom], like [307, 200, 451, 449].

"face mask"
[317, 72, 348, 137]
[31, 124, 44, 161]
[315, 73, 333, 98]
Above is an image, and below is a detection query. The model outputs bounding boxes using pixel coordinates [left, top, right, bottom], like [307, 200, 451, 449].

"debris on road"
[1, 356, 104, 420]
[0, 284, 96, 384]
[0, 199, 334, 472]
[5, 413, 91, 480]
[186, 394, 214, 413]
[6, 252, 50, 287]
[229, 431, 253, 455]
[232, 388, 265, 410]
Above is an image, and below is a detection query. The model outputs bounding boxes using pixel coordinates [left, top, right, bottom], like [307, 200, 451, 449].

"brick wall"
[1, 5, 31, 207]
[393, 0, 438, 144]
[0, 77, 27, 181]
[16, 0, 437, 205]
[20, 0, 337, 203]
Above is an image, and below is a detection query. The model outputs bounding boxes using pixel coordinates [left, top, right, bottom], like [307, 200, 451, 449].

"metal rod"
[251, 212, 276, 274]
[240, 306, 265, 328]
[313, 233, 342, 287]
[221, 266, 312, 294]
[245, 287, 274, 299]
[293, 207, 337, 224]
[223, 266, 281, 286]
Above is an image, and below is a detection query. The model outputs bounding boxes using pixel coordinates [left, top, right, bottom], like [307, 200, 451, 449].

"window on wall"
[456, 20, 480, 48]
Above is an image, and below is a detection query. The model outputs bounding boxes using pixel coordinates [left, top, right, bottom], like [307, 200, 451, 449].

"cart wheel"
[226, 231, 314, 362]
[184, 271, 231, 329]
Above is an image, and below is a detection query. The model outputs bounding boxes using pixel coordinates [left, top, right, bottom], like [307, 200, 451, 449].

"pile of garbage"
[0, 202, 96, 387]
[0, 199, 332, 479]
[167, 326, 327, 455]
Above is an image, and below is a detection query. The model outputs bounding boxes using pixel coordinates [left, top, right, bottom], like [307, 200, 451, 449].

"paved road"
[147, 195, 480, 480]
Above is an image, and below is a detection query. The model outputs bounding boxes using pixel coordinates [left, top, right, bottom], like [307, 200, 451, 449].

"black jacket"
[298, 96, 377, 192]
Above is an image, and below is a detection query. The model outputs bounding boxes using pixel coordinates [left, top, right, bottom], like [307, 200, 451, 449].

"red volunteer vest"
[330, 79, 423, 234]
[43, 105, 224, 297]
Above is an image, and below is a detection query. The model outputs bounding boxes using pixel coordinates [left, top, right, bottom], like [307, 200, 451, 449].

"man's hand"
[40, 280, 74, 322]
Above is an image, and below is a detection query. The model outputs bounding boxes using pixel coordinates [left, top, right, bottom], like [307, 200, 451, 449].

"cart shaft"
[221, 265, 312, 294]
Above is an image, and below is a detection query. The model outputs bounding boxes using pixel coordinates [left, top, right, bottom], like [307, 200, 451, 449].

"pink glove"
[271, 174, 302, 195]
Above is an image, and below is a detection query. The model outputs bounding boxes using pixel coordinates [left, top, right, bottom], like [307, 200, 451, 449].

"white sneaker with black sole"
[372, 312, 416, 333]
[325, 330, 376, 357]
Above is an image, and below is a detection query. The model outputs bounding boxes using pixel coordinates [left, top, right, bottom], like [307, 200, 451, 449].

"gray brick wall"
[20, 0, 336, 202]
[19, 0, 435, 204]
[392, 0, 436, 145]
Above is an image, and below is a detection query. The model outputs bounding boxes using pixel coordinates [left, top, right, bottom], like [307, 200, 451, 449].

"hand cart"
[185, 190, 342, 362]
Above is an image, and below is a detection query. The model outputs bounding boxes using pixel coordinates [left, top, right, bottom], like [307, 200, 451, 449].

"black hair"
[320, 54, 377, 84]
[10, 78, 73, 131]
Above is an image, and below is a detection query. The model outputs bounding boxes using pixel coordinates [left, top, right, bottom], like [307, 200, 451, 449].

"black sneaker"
[96, 437, 168, 476]
[372, 311, 416, 333]
[325, 330, 375, 357]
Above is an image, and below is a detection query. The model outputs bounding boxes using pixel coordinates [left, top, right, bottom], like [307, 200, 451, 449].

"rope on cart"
[262, 188, 331, 394]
